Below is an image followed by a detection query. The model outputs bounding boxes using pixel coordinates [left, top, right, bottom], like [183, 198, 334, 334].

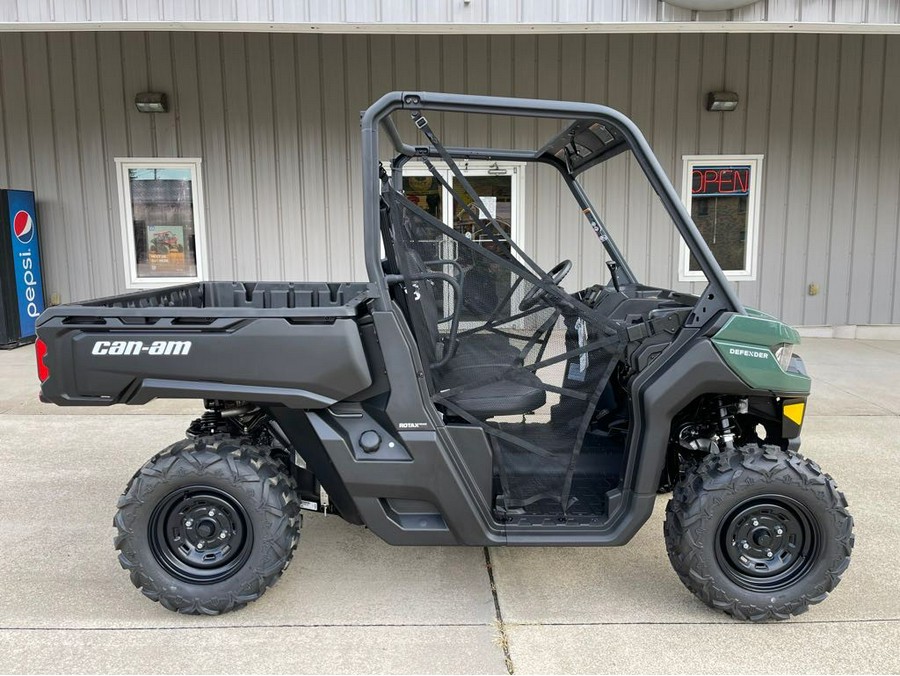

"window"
[115, 158, 207, 288]
[397, 162, 524, 325]
[679, 155, 762, 282]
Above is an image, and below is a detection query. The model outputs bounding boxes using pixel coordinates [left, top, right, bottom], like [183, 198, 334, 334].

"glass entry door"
[401, 164, 521, 324]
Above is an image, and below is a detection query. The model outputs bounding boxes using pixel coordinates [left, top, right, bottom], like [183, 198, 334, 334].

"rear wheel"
[664, 444, 853, 621]
[114, 436, 301, 614]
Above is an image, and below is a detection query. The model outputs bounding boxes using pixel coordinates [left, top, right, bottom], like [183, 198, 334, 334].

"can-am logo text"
[13, 210, 34, 244]
[91, 340, 192, 356]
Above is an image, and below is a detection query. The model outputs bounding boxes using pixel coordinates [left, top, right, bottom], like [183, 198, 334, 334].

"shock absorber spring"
[186, 405, 224, 438]
[717, 397, 736, 452]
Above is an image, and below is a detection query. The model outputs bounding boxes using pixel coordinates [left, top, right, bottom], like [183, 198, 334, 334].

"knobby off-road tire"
[664, 444, 854, 621]
[114, 436, 301, 615]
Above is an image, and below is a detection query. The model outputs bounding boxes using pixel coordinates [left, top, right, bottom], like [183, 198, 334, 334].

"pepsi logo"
[13, 210, 34, 244]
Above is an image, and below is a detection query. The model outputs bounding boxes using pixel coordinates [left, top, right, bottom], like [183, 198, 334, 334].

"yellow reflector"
[784, 402, 805, 426]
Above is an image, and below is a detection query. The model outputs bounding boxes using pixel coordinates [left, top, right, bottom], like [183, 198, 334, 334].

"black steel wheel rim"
[715, 494, 820, 592]
[149, 486, 253, 584]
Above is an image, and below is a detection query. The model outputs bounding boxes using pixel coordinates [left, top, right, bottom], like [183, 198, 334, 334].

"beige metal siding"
[0, 32, 899, 326]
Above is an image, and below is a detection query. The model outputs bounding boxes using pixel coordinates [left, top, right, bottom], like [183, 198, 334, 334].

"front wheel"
[664, 444, 853, 621]
[114, 436, 301, 614]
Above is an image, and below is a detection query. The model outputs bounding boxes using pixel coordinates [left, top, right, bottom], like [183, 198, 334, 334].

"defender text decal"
[728, 347, 769, 359]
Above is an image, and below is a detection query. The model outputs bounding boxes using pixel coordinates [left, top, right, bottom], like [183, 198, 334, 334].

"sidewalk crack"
[484, 548, 514, 675]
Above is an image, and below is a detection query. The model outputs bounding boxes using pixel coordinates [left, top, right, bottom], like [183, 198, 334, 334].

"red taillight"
[35, 338, 49, 383]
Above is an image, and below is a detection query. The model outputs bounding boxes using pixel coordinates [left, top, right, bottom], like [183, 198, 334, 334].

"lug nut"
[185, 519, 193, 528]
[208, 509, 216, 517]
[196, 541, 204, 550]
[219, 531, 228, 540]
[752, 519, 759, 527]
[766, 550, 774, 559]
[775, 527, 784, 536]
[742, 541, 750, 550]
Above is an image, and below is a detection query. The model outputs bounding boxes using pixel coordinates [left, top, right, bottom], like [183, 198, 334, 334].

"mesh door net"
[386, 185, 627, 514]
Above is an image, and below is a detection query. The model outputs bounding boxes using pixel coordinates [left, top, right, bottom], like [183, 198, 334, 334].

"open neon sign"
[691, 166, 751, 197]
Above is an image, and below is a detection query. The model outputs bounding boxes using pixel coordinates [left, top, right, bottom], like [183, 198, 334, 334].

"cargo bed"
[36, 281, 377, 408]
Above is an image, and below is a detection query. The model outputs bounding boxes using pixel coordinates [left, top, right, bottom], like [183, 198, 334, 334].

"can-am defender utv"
[36, 92, 853, 621]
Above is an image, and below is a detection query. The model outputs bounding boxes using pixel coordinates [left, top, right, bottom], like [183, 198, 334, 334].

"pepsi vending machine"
[0, 189, 46, 348]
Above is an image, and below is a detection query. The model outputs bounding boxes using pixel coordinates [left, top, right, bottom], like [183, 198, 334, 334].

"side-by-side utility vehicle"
[35, 92, 853, 621]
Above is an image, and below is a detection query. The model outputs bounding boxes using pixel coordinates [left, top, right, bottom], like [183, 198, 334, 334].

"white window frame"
[398, 160, 526, 252]
[396, 161, 526, 328]
[679, 154, 763, 283]
[115, 157, 208, 289]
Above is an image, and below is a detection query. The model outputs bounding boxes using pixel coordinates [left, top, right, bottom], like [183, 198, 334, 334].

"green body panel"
[744, 306, 777, 321]
[712, 314, 810, 395]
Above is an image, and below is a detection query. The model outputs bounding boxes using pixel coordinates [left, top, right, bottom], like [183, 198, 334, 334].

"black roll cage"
[360, 91, 744, 317]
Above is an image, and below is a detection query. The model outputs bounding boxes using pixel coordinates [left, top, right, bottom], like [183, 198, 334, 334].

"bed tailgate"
[35, 311, 373, 408]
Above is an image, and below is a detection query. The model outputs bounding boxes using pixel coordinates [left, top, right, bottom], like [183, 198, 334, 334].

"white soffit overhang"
[1, 21, 899, 34]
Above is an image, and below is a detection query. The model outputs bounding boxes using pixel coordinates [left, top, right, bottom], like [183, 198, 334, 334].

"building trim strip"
[1, 22, 899, 35]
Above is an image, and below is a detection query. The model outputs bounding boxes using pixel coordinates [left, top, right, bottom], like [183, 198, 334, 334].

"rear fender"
[268, 407, 365, 525]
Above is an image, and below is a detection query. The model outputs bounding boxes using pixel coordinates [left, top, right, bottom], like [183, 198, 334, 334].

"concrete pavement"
[0, 339, 898, 674]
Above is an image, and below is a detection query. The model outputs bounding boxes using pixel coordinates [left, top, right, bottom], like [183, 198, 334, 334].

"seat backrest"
[380, 192, 447, 370]
[403, 248, 444, 366]
[379, 196, 401, 276]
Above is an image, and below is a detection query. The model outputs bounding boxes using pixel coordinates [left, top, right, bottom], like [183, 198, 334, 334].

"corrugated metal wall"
[0, 32, 898, 326]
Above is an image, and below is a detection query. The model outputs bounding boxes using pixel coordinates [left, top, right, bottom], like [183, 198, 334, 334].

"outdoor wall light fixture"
[706, 91, 739, 112]
[134, 92, 168, 113]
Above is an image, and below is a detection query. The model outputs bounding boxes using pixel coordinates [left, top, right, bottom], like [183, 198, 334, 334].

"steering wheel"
[519, 259, 573, 311]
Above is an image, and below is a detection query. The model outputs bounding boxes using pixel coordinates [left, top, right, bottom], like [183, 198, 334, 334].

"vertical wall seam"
[486, 35, 492, 148]
[341, 34, 356, 277]
[17, 35, 36, 206]
[463, 35, 470, 146]
[760, 33, 774, 310]
[719, 33, 727, 152]
[170, 32, 181, 154]
[316, 35, 332, 279]
[192, 33, 212, 278]
[800, 35, 821, 326]
[742, 33, 751, 151]
[40, 33, 75, 297]
[508, 35, 514, 154]
[646, 34, 656, 279]
[821, 35, 843, 324]
[756, 35, 781, 305]
[843, 36, 865, 324]
[886, 39, 900, 322]
[414, 35, 423, 89]
[0, 36, 11, 183]
[292, 34, 309, 279]
[145, 32, 157, 155]
[869, 34, 889, 322]
[269, 33, 285, 279]
[69, 34, 97, 296]
[670, 33, 682, 289]
[243, 33, 261, 279]
[119, 32, 132, 157]
[218, 33, 238, 275]
[777, 34, 797, 319]
[96, 33, 120, 292]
